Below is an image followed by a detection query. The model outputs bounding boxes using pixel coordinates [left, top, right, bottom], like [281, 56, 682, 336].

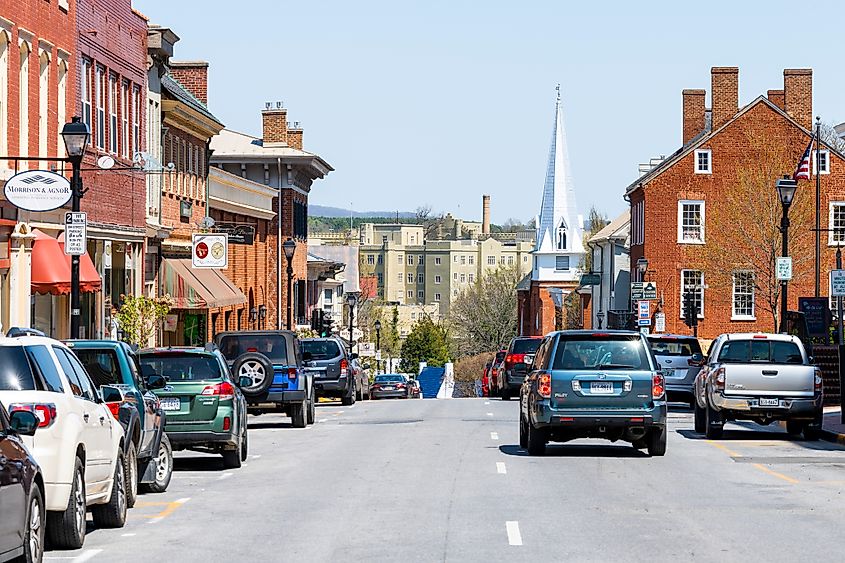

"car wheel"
[124, 441, 138, 509]
[356, 386, 363, 401]
[222, 430, 244, 469]
[694, 400, 706, 434]
[240, 429, 249, 462]
[307, 393, 316, 425]
[647, 426, 667, 456]
[705, 399, 724, 440]
[803, 423, 822, 441]
[519, 414, 528, 449]
[341, 383, 355, 406]
[526, 419, 546, 456]
[141, 434, 173, 493]
[47, 457, 86, 549]
[232, 352, 275, 398]
[785, 420, 803, 437]
[291, 400, 307, 428]
[23, 483, 45, 563]
[92, 449, 127, 528]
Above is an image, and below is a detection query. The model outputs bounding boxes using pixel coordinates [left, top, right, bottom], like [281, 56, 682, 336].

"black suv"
[215, 331, 315, 427]
[300, 337, 357, 406]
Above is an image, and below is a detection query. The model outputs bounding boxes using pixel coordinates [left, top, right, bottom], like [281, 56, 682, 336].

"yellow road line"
[752, 463, 800, 484]
[706, 440, 741, 457]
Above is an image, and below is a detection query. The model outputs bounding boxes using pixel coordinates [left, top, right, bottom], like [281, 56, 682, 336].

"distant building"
[585, 212, 630, 329]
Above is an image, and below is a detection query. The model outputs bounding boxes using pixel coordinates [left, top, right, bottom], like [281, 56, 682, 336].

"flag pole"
[815, 116, 821, 297]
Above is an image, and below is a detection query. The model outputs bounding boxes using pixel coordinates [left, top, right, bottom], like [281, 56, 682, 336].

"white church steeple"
[532, 86, 584, 282]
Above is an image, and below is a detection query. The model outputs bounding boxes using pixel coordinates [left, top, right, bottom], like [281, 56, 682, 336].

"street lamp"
[249, 307, 258, 326]
[596, 310, 605, 329]
[636, 257, 649, 281]
[374, 319, 382, 374]
[60, 117, 90, 340]
[258, 304, 267, 329]
[282, 238, 297, 330]
[346, 292, 359, 356]
[776, 175, 798, 333]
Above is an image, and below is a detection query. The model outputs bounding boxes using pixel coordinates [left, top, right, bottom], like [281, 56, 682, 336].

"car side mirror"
[9, 410, 39, 436]
[238, 376, 252, 388]
[146, 374, 167, 390]
[302, 352, 313, 362]
[689, 353, 705, 367]
[100, 385, 124, 403]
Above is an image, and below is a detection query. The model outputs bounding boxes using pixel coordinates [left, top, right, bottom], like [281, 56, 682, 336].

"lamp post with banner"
[776, 176, 798, 333]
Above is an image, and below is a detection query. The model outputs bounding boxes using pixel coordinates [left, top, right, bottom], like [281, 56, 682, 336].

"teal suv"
[519, 331, 667, 457]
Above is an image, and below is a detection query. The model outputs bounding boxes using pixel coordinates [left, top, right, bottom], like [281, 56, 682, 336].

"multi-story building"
[584, 212, 630, 330]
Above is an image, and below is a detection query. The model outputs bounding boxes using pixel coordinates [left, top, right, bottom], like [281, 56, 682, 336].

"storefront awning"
[160, 258, 246, 309]
[31, 230, 101, 295]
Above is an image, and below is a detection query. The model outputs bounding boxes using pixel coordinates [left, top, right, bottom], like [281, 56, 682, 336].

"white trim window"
[407, 255, 414, 266]
[460, 273, 466, 283]
[813, 149, 830, 175]
[487, 256, 495, 265]
[407, 273, 414, 283]
[80, 59, 91, 128]
[829, 202, 845, 245]
[631, 199, 645, 245]
[57, 58, 67, 156]
[694, 149, 712, 174]
[732, 271, 755, 320]
[95, 65, 105, 150]
[406, 290, 413, 299]
[680, 270, 704, 319]
[678, 200, 705, 243]
[108, 74, 118, 153]
[418, 255, 424, 265]
[555, 256, 570, 271]
[434, 275, 441, 284]
[38, 50, 49, 157]
[434, 257, 441, 266]
[396, 273, 402, 282]
[417, 273, 424, 284]
[366, 254, 374, 265]
[417, 290, 424, 300]
[121, 80, 129, 158]
[434, 293, 441, 302]
[132, 86, 140, 157]
[0, 31, 9, 159]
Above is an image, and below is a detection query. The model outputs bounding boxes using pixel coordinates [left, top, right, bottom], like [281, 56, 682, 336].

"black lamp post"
[776, 176, 798, 333]
[60, 117, 90, 340]
[374, 319, 382, 374]
[636, 257, 649, 282]
[249, 307, 258, 327]
[258, 304, 267, 329]
[346, 292, 359, 355]
[282, 238, 297, 330]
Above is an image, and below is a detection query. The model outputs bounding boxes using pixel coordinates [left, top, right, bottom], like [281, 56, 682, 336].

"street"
[44, 398, 845, 563]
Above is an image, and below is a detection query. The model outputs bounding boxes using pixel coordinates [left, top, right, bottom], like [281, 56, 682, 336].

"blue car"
[519, 330, 667, 456]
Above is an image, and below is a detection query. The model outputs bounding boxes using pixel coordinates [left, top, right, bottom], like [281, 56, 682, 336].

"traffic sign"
[832, 270, 845, 297]
[637, 318, 651, 326]
[64, 212, 87, 256]
[776, 257, 793, 281]
[631, 282, 644, 300]
[638, 301, 650, 319]
[643, 281, 658, 300]
[192, 233, 228, 269]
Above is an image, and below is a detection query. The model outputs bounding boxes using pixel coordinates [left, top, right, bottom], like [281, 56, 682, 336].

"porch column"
[8, 223, 35, 330]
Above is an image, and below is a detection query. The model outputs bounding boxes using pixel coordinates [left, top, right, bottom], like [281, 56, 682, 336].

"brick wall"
[262, 108, 287, 144]
[711, 67, 738, 130]
[160, 127, 208, 242]
[169, 61, 207, 105]
[682, 89, 706, 145]
[783, 68, 813, 130]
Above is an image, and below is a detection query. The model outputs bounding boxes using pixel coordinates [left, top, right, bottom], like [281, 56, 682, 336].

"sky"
[134, 0, 845, 225]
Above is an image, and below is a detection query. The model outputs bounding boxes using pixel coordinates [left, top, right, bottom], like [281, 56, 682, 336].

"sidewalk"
[822, 406, 845, 445]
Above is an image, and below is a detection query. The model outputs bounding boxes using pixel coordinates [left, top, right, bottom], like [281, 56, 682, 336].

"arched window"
[0, 30, 9, 162]
[39, 49, 50, 157]
[57, 58, 67, 156]
[556, 219, 567, 250]
[19, 40, 31, 166]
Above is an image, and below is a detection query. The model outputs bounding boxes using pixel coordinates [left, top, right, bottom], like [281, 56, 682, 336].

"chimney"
[783, 69, 813, 130]
[169, 61, 208, 105]
[482, 195, 491, 235]
[261, 101, 287, 145]
[767, 89, 785, 110]
[711, 67, 739, 129]
[682, 89, 706, 144]
[287, 121, 303, 150]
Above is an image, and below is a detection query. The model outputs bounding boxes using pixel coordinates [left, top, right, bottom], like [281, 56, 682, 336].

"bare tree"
[414, 205, 445, 240]
[819, 121, 845, 154]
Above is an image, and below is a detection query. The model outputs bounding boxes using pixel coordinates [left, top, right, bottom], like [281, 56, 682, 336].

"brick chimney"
[482, 195, 491, 234]
[682, 89, 706, 144]
[262, 102, 287, 145]
[767, 89, 785, 110]
[287, 121, 303, 150]
[169, 61, 208, 105]
[711, 67, 739, 129]
[783, 69, 813, 130]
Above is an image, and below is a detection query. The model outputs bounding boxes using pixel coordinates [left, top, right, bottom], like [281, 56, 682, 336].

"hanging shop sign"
[4, 170, 72, 212]
[192, 233, 228, 269]
[215, 222, 256, 245]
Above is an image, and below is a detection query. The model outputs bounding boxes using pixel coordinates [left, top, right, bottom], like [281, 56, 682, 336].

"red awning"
[31, 230, 101, 295]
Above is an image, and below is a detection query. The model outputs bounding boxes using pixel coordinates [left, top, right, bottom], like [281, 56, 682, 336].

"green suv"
[138, 347, 249, 469]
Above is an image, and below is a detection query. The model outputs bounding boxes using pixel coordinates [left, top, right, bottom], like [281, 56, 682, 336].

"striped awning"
[160, 258, 246, 309]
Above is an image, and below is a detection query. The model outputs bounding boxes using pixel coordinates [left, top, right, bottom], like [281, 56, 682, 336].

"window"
[460, 255, 466, 265]
[434, 257, 441, 265]
[732, 271, 755, 320]
[411, 312, 416, 321]
[435, 275, 441, 284]
[407, 290, 414, 299]
[408, 273, 414, 283]
[80, 59, 91, 128]
[487, 256, 495, 265]
[121, 81, 129, 158]
[0, 347, 36, 390]
[0, 31, 9, 158]
[57, 58, 67, 156]
[397, 273, 402, 282]
[19, 42, 30, 160]
[829, 203, 845, 245]
[25, 346, 64, 393]
[407, 255, 414, 266]
[468, 273, 474, 283]
[452, 289, 458, 296]
[418, 290, 424, 300]
[38, 50, 49, 156]
[678, 200, 705, 243]
[132, 86, 140, 156]
[555, 256, 570, 271]
[813, 150, 830, 175]
[694, 149, 711, 174]
[557, 220, 567, 250]
[716, 340, 803, 364]
[377, 273, 383, 284]
[418, 255, 424, 265]
[324, 288, 333, 303]
[500, 257, 506, 265]
[435, 293, 441, 302]
[377, 255, 383, 265]
[631, 199, 645, 245]
[109, 75, 118, 153]
[453, 255, 458, 263]
[468, 256, 474, 265]
[367, 254, 375, 265]
[410, 235, 416, 244]
[507, 256, 514, 265]
[460, 273, 466, 283]
[54, 347, 93, 400]
[418, 273, 424, 283]
[95, 65, 105, 149]
[453, 273, 458, 281]
[382, 235, 388, 244]
[680, 270, 704, 319]
[397, 254, 403, 264]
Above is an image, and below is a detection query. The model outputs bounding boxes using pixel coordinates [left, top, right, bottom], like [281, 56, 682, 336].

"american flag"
[793, 136, 813, 180]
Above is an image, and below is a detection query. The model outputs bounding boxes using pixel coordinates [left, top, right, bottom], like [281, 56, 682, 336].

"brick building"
[626, 67, 845, 339]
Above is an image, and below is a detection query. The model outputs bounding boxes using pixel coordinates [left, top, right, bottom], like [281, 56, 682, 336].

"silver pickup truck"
[693, 333, 823, 440]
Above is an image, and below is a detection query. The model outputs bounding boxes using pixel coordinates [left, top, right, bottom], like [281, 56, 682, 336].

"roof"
[516, 273, 531, 291]
[588, 211, 629, 243]
[210, 129, 333, 175]
[161, 73, 223, 127]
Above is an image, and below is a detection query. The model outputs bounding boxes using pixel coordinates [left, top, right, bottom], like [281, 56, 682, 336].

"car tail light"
[652, 373, 665, 399]
[505, 353, 526, 369]
[714, 368, 726, 392]
[752, 334, 768, 339]
[340, 359, 349, 374]
[9, 403, 57, 428]
[814, 368, 823, 394]
[538, 373, 551, 398]
[223, 416, 231, 431]
[288, 367, 297, 380]
[106, 401, 122, 420]
[202, 381, 235, 400]
[396, 383, 406, 389]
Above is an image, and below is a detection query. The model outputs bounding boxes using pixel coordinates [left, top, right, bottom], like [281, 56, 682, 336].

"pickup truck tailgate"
[724, 364, 814, 397]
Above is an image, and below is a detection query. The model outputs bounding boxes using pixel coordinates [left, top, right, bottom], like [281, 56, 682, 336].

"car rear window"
[74, 349, 121, 387]
[301, 340, 342, 360]
[374, 375, 405, 383]
[0, 347, 37, 390]
[512, 339, 542, 354]
[552, 335, 651, 371]
[648, 338, 702, 357]
[218, 335, 289, 364]
[717, 340, 804, 364]
[139, 353, 223, 382]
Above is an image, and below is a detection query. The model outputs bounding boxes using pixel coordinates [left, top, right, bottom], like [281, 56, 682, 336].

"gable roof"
[588, 211, 629, 243]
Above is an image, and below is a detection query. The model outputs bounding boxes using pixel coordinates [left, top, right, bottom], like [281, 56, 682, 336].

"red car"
[481, 361, 492, 397]
[488, 350, 507, 398]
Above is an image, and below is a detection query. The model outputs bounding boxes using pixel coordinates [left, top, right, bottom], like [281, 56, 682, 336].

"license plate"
[524, 355, 534, 365]
[590, 382, 614, 394]
[674, 369, 688, 378]
[759, 398, 779, 407]
[383, 386, 394, 391]
[160, 398, 181, 411]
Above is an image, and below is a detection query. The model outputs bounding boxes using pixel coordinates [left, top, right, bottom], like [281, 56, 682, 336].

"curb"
[821, 428, 845, 446]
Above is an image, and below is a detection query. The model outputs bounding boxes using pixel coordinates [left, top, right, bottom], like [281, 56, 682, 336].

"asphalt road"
[44, 398, 845, 562]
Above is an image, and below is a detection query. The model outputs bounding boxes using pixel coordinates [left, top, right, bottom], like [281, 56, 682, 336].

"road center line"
[506, 521, 522, 546]
[497, 462, 507, 474]
[219, 472, 233, 480]
[487, 412, 493, 417]
[752, 463, 800, 484]
[484, 401, 490, 405]
[490, 432, 499, 440]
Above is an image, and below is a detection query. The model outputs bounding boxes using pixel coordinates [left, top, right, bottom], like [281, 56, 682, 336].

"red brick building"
[627, 67, 845, 339]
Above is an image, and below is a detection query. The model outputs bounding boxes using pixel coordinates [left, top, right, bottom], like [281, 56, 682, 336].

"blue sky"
[134, 0, 845, 224]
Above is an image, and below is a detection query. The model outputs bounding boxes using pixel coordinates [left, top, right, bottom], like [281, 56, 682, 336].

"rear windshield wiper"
[596, 363, 637, 370]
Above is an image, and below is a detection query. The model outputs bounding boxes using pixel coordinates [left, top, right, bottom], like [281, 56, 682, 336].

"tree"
[819, 121, 845, 154]
[114, 294, 172, 347]
[449, 265, 523, 357]
[399, 316, 450, 372]
[583, 206, 609, 273]
[414, 205, 445, 240]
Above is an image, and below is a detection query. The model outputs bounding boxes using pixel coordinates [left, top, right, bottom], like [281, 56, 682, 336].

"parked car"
[519, 330, 667, 456]
[0, 329, 127, 549]
[67, 340, 173, 503]
[138, 347, 249, 468]
[482, 361, 492, 397]
[488, 350, 506, 397]
[370, 374, 411, 399]
[351, 357, 370, 401]
[0, 401, 44, 563]
[215, 330, 315, 427]
[408, 378, 422, 398]
[300, 337, 358, 405]
[693, 333, 823, 440]
[499, 338, 542, 400]
[646, 334, 703, 408]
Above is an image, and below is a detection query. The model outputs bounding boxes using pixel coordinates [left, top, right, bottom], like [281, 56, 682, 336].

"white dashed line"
[490, 432, 499, 440]
[218, 472, 233, 480]
[121, 533, 136, 537]
[484, 401, 490, 405]
[250, 454, 262, 459]
[487, 412, 493, 417]
[506, 521, 523, 546]
[45, 550, 103, 563]
[497, 462, 507, 474]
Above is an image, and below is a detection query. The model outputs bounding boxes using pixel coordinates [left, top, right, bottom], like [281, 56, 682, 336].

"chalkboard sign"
[798, 297, 831, 342]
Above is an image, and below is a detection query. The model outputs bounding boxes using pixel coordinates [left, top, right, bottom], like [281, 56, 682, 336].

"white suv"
[0, 330, 127, 549]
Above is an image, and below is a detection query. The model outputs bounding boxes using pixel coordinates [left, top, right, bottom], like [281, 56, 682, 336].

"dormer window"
[556, 219, 567, 250]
